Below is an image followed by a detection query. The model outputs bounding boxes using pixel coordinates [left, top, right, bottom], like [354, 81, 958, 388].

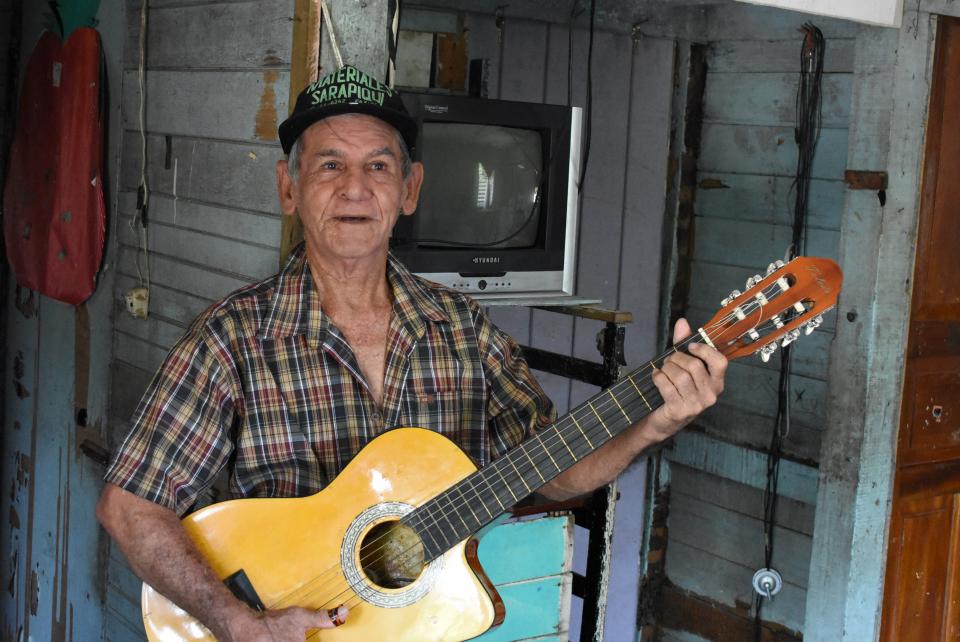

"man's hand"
[224, 604, 347, 642]
[642, 317, 727, 442]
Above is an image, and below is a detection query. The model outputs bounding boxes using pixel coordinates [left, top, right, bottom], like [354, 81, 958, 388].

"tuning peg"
[766, 260, 785, 275]
[803, 315, 824, 335]
[759, 342, 778, 363]
[771, 314, 785, 329]
[780, 328, 801, 347]
[721, 289, 742, 306]
[745, 274, 763, 289]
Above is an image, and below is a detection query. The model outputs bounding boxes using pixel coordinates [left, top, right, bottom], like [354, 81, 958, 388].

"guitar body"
[142, 428, 501, 641]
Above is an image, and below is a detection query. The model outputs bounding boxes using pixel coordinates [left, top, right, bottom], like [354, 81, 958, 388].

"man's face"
[276, 114, 423, 266]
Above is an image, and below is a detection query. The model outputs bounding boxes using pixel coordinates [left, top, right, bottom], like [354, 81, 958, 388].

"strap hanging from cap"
[319, 0, 345, 70]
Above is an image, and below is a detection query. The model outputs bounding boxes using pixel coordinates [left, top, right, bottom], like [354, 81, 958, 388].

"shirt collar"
[258, 244, 449, 342]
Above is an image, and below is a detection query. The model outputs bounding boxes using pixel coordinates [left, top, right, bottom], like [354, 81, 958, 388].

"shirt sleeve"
[471, 304, 557, 460]
[104, 326, 237, 517]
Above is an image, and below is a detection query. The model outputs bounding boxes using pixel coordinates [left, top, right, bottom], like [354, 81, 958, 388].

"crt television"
[391, 92, 583, 299]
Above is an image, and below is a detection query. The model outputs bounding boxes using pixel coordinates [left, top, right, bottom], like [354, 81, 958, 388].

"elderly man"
[96, 65, 726, 642]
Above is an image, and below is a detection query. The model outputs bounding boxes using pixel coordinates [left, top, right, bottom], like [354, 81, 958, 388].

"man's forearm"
[96, 484, 252, 641]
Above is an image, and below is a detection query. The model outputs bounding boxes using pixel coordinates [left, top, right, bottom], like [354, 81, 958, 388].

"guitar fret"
[523, 447, 547, 483]
[491, 464, 519, 503]
[628, 376, 653, 411]
[506, 456, 532, 493]
[556, 430, 577, 461]
[608, 388, 631, 423]
[539, 437, 562, 472]
[571, 414, 594, 449]
[587, 401, 613, 437]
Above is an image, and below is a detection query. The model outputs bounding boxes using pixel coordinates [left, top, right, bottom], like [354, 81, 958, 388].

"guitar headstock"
[700, 257, 843, 362]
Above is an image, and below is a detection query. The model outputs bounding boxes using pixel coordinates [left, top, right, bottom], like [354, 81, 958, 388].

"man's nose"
[338, 165, 373, 200]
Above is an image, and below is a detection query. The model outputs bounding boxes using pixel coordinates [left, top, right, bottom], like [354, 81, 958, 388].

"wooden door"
[880, 15, 960, 642]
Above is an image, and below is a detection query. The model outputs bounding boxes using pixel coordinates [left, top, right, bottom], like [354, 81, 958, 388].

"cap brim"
[278, 102, 418, 155]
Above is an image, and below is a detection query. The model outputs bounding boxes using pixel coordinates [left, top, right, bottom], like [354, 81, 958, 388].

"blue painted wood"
[704, 72, 852, 128]
[472, 579, 568, 642]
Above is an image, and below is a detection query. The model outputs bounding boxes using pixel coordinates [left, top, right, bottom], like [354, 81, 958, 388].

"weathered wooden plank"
[669, 488, 813, 588]
[123, 0, 293, 70]
[121, 69, 289, 143]
[666, 539, 806, 634]
[471, 578, 570, 642]
[704, 72, 852, 129]
[696, 402, 823, 462]
[699, 123, 849, 180]
[669, 462, 815, 536]
[619, 36, 675, 366]
[117, 213, 278, 282]
[109, 362, 154, 425]
[691, 218, 840, 268]
[476, 515, 572, 584]
[463, 11, 502, 98]
[665, 430, 819, 505]
[115, 330, 172, 375]
[706, 38, 856, 74]
[695, 174, 845, 231]
[118, 191, 282, 245]
[114, 300, 188, 349]
[704, 3, 862, 40]
[708, 360, 828, 428]
[115, 274, 214, 327]
[119, 132, 284, 214]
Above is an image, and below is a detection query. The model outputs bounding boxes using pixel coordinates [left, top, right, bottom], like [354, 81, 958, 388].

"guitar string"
[266, 288, 785, 616]
[265, 286, 786, 615]
[264, 282, 790, 615]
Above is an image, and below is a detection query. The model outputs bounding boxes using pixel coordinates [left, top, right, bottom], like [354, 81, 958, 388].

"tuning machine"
[766, 260, 785, 275]
[745, 274, 764, 289]
[721, 289, 742, 307]
[759, 342, 778, 363]
[804, 315, 824, 335]
[780, 328, 801, 347]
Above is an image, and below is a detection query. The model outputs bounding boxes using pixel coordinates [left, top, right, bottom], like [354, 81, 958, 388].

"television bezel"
[392, 92, 582, 299]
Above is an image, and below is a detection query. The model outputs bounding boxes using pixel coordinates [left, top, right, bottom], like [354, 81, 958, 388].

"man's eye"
[370, 161, 386, 171]
[321, 161, 338, 170]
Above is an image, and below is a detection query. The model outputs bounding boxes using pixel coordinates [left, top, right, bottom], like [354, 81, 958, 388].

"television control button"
[478, 280, 487, 290]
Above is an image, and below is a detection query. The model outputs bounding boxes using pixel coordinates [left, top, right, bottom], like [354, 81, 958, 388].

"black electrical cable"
[579, 0, 595, 191]
[753, 23, 824, 642]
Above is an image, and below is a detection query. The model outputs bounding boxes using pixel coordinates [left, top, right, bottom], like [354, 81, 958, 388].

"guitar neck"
[405, 333, 709, 561]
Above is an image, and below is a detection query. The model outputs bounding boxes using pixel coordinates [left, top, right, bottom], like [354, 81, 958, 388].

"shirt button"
[372, 411, 382, 422]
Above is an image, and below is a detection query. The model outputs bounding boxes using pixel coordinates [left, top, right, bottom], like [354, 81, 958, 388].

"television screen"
[415, 123, 543, 249]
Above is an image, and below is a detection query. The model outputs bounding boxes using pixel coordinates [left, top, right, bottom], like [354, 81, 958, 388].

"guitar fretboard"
[402, 336, 707, 562]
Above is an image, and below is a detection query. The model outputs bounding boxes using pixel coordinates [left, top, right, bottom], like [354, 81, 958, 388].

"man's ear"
[276, 159, 297, 216]
[400, 162, 425, 216]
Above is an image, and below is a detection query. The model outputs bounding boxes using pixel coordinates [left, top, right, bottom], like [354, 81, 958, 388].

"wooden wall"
[659, 4, 859, 639]
[105, 1, 293, 639]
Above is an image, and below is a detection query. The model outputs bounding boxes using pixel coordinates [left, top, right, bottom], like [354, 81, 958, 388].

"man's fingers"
[319, 604, 349, 629]
[672, 317, 693, 344]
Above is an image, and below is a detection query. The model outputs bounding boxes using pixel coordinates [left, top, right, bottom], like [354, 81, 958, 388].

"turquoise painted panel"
[476, 516, 572, 584]
[471, 578, 567, 642]
[699, 123, 849, 180]
[704, 72, 852, 128]
[691, 217, 840, 269]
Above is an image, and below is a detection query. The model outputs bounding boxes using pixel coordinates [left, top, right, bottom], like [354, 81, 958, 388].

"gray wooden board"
[117, 213, 279, 283]
[666, 539, 805, 634]
[696, 402, 823, 463]
[619, 36, 675, 366]
[703, 72, 852, 128]
[691, 217, 840, 268]
[704, 3, 862, 40]
[699, 123, 849, 180]
[706, 38, 856, 74]
[570, 31, 634, 403]
[463, 11, 502, 98]
[116, 330, 173, 375]
[110, 362, 154, 426]
[707, 360, 827, 428]
[118, 191, 282, 245]
[694, 174, 845, 231]
[668, 462, 815, 536]
[123, 0, 293, 70]
[121, 69, 290, 143]
[119, 132, 284, 214]
[114, 294, 190, 348]
[668, 480, 813, 588]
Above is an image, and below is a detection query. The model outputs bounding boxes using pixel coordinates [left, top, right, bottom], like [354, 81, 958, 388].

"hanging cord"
[753, 23, 823, 642]
[319, 0, 345, 70]
[387, 0, 400, 87]
[131, 0, 151, 293]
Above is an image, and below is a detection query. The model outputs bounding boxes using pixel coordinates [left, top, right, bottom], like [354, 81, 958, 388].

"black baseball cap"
[278, 65, 418, 155]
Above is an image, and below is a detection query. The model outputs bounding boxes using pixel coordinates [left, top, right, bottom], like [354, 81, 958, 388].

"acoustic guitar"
[141, 256, 842, 641]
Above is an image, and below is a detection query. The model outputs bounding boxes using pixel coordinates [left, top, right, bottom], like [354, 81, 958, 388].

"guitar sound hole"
[358, 520, 426, 589]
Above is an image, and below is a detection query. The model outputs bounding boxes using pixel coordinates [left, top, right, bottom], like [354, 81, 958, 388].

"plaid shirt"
[105, 245, 555, 516]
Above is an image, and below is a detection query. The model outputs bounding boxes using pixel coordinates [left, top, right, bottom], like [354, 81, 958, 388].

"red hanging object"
[3, 27, 106, 305]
